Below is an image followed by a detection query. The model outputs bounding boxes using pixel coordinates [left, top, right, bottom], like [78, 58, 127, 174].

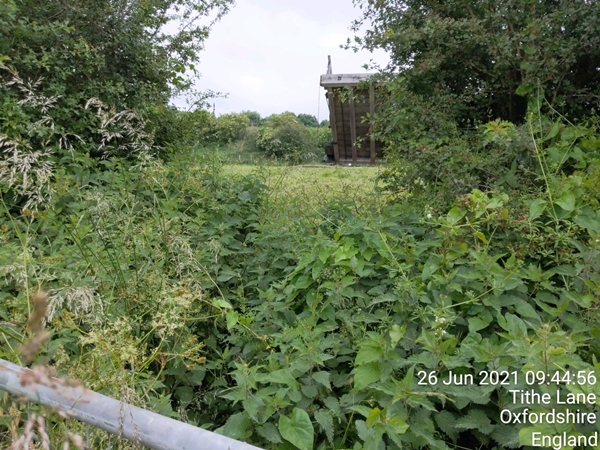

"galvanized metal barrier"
[0, 358, 262, 450]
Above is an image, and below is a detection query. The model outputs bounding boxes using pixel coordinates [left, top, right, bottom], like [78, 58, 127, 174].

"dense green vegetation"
[2, 0, 600, 449]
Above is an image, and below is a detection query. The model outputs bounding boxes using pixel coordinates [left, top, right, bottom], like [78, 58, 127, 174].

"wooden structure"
[320, 73, 384, 164]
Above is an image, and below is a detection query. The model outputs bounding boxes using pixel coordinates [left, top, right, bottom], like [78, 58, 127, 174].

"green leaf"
[434, 410, 458, 441]
[323, 396, 341, 414]
[294, 275, 312, 290]
[475, 231, 488, 244]
[468, 310, 493, 332]
[528, 199, 547, 221]
[318, 247, 330, 264]
[562, 290, 592, 308]
[225, 310, 238, 330]
[217, 412, 252, 440]
[312, 371, 331, 390]
[387, 417, 409, 435]
[446, 207, 465, 225]
[455, 409, 494, 434]
[349, 405, 372, 418]
[243, 395, 265, 422]
[257, 423, 282, 444]
[422, 256, 440, 280]
[314, 410, 334, 444]
[544, 122, 561, 141]
[516, 84, 533, 96]
[279, 408, 314, 450]
[555, 192, 575, 212]
[301, 384, 319, 398]
[353, 362, 381, 390]
[389, 324, 405, 348]
[513, 299, 540, 321]
[356, 336, 384, 365]
[212, 298, 232, 309]
[266, 369, 300, 388]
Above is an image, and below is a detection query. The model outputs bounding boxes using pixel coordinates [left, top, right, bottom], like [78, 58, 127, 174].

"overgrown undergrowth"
[1, 114, 600, 449]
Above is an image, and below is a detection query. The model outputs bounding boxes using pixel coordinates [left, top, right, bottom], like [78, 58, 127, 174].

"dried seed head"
[20, 291, 51, 363]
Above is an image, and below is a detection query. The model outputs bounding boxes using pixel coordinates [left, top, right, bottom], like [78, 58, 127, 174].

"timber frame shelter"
[320, 70, 384, 164]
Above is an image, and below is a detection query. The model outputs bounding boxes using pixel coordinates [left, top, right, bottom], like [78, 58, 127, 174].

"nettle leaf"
[278, 408, 314, 450]
[242, 395, 265, 422]
[387, 417, 409, 435]
[301, 383, 319, 398]
[312, 371, 331, 390]
[350, 405, 372, 418]
[454, 409, 494, 435]
[257, 422, 282, 444]
[265, 369, 300, 389]
[353, 362, 381, 390]
[225, 310, 238, 330]
[314, 409, 334, 443]
[389, 324, 405, 348]
[356, 335, 384, 365]
[562, 290, 593, 308]
[434, 410, 458, 442]
[513, 298, 540, 321]
[355, 419, 374, 441]
[318, 247, 330, 264]
[323, 396, 341, 414]
[217, 412, 252, 440]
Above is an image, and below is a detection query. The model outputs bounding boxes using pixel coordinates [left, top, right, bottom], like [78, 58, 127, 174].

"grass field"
[225, 164, 387, 217]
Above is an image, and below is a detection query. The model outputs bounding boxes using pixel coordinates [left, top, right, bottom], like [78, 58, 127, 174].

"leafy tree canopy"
[0, 0, 233, 153]
[241, 110, 262, 127]
[296, 113, 319, 128]
[352, 0, 600, 124]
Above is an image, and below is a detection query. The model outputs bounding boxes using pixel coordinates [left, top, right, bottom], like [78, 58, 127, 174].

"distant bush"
[296, 113, 319, 128]
[309, 126, 332, 150]
[256, 112, 317, 161]
[148, 106, 216, 157]
[213, 113, 250, 143]
[240, 110, 262, 127]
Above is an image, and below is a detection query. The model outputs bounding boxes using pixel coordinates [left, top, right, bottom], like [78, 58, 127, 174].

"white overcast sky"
[172, 0, 388, 121]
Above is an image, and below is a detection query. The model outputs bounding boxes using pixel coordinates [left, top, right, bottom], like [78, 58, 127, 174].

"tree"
[214, 113, 250, 143]
[296, 113, 319, 128]
[353, 0, 600, 125]
[241, 110, 262, 127]
[0, 0, 233, 155]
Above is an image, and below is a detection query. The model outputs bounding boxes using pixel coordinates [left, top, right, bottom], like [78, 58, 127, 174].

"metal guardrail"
[0, 358, 263, 450]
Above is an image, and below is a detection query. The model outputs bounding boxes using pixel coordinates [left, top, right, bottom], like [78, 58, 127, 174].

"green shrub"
[309, 126, 332, 150]
[296, 113, 319, 128]
[147, 106, 216, 156]
[256, 112, 316, 161]
[213, 113, 250, 143]
[240, 110, 262, 127]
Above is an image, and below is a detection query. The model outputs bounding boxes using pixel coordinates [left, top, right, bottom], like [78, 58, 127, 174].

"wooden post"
[349, 88, 357, 164]
[328, 90, 340, 163]
[369, 85, 376, 164]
